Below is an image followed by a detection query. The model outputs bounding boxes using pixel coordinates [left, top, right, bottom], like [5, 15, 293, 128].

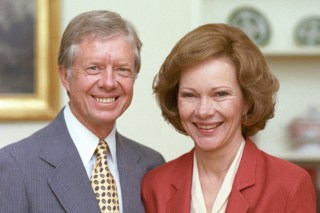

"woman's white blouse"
[191, 140, 245, 213]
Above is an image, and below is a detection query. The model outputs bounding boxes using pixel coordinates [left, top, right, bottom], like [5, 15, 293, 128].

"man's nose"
[99, 68, 118, 89]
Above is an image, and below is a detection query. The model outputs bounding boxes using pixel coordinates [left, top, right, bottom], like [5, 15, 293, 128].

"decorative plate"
[295, 16, 320, 46]
[228, 7, 271, 46]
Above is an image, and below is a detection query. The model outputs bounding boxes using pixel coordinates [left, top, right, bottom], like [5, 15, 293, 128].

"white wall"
[0, 0, 194, 160]
[1, 0, 319, 161]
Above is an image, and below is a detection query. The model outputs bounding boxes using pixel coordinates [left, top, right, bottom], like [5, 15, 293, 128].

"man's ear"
[58, 65, 70, 91]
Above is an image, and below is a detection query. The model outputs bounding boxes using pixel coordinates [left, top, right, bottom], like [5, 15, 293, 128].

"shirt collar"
[191, 139, 245, 213]
[63, 104, 117, 167]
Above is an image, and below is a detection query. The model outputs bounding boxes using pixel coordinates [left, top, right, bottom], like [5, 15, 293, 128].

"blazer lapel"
[167, 150, 194, 213]
[39, 111, 100, 213]
[226, 138, 257, 213]
[167, 181, 192, 213]
[226, 190, 249, 213]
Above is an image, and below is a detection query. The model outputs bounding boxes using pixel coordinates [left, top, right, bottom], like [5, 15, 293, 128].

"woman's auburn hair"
[153, 23, 279, 136]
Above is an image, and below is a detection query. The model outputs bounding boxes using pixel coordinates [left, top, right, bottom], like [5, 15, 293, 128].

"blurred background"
[1, 0, 320, 169]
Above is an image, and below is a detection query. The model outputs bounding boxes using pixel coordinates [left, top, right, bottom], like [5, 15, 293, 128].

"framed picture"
[0, 0, 60, 121]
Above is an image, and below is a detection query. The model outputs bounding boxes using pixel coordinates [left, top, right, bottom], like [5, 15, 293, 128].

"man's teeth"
[96, 98, 115, 103]
[197, 123, 220, 129]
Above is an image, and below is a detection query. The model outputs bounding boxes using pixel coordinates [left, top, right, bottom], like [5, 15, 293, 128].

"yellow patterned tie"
[91, 139, 120, 212]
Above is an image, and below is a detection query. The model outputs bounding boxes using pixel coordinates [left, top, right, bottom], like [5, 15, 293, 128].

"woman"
[142, 24, 316, 212]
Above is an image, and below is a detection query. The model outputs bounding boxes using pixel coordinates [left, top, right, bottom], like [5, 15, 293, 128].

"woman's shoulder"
[242, 139, 311, 185]
[245, 138, 308, 177]
[261, 150, 310, 178]
[143, 149, 194, 181]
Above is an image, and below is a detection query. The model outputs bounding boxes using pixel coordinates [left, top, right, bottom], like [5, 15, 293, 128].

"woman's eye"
[216, 91, 228, 97]
[213, 91, 233, 102]
[180, 92, 194, 98]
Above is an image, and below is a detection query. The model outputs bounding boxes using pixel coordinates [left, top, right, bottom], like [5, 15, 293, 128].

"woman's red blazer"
[142, 137, 316, 213]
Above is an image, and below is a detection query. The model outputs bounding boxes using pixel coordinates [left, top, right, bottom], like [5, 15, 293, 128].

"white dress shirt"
[191, 139, 245, 213]
[63, 104, 123, 212]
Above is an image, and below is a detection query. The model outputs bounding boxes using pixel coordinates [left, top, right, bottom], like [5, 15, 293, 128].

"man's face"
[59, 35, 136, 137]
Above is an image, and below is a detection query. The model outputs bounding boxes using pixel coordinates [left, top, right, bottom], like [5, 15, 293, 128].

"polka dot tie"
[90, 139, 120, 212]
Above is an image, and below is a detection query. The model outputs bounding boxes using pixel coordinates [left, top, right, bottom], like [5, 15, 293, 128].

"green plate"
[295, 16, 320, 46]
[228, 7, 271, 47]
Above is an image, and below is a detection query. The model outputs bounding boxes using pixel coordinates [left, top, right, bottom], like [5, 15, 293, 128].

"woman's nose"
[195, 98, 215, 118]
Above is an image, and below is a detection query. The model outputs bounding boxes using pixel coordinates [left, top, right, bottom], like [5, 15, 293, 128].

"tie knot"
[95, 139, 108, 160]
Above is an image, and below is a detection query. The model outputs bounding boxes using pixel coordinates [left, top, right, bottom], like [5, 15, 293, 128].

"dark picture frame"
[0, 0, 60, 120]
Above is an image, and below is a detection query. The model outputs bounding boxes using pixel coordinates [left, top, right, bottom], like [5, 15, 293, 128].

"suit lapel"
[116, 133, 143, 212]
[39, 111, 100, 213]
[226, 138, 258, 213]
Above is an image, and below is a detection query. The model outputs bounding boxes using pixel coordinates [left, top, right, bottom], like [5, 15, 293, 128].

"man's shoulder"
[116, 132, 160, 154]
[0, 111, 67, 159]
[0, 124, 52, 159]
[116, 132, 165, 166]
[0, 132, 43, 164]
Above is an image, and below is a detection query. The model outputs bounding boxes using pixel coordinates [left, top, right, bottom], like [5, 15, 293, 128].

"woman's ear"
[242, 102, 250, 118]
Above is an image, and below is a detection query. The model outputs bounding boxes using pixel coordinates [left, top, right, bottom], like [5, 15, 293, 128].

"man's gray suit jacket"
[0, 110, 165, 213]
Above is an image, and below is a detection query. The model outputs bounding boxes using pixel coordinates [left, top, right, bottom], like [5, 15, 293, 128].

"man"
[0, 10, 165, 213]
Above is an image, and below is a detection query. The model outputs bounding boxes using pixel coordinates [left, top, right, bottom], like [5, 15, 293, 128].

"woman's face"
[178, 57, 248, 153]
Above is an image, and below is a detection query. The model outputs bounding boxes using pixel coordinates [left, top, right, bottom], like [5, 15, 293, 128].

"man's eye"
[116, 67, 131, 73]
[118, 67, 129, 72]
[86, 66, 99, 73]
[115, 67, 134, 77]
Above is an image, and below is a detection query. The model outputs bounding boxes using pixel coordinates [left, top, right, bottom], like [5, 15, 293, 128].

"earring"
[242, 114, 248, 120]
